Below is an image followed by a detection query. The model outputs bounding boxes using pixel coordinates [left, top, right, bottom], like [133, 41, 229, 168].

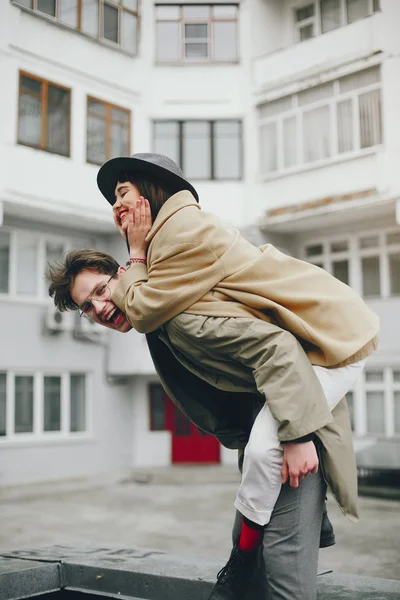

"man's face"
[70, 268, 132, 333]
[113, 181, 142, 235]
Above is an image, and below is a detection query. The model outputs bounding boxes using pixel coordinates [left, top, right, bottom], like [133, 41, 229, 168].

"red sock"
[238, 517, 263, 551]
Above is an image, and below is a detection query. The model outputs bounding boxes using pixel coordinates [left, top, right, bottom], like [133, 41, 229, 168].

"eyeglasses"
[78, 274, 116, 319]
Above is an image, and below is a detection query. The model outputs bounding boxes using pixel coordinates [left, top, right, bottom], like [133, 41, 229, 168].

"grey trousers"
[232, 470, 326, 600]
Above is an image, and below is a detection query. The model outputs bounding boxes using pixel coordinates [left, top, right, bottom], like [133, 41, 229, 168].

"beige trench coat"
[112, 191, 380, 522]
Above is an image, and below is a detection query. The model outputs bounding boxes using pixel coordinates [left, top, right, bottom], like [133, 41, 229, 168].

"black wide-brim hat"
[97, 153, 199, 205]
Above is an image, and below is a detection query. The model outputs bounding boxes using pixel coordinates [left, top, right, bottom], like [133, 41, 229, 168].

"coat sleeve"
[111, 241, 226, 333]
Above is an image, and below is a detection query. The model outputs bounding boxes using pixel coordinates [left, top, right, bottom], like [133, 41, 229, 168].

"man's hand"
[281, 441, 319, 488]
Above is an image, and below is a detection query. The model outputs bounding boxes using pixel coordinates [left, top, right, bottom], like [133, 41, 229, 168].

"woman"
[96, 152, 378, 600]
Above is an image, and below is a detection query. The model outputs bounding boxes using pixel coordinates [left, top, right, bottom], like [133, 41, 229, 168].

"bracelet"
[126, 257, 147, 266]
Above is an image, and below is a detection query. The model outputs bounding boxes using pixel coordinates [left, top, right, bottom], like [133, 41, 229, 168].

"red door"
[165, 396, 220, 464]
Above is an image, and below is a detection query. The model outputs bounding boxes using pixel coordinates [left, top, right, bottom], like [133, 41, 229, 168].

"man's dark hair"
[116, 172, 180, 221]
[46, 249, 120, 312]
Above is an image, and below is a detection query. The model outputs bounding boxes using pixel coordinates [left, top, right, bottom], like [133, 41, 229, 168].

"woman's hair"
[46, 249, 119, 312]
[116, 171, 180, 220]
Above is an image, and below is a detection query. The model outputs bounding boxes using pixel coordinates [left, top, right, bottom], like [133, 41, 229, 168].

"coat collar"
[145, 190, 200, 243]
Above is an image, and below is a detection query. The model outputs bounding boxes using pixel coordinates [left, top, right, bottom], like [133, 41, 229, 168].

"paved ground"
[0, 466, 399, 581]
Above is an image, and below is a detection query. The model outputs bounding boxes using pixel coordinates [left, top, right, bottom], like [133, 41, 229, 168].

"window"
[155, 4, 238, 63]
[302, 228, 400, 299]
[295, 4, 315, 41]
[0, 372, 88, 440]
[86, 97, 131, 165]
[149, 384, 167, 431]
[13, 0, 138, 54]
[18, 72, 71, 157]
[259, 66, 382, 175]
[153, 120, 242, 180]
[295, 0, 380, 43]
[0, 228, 94, 300]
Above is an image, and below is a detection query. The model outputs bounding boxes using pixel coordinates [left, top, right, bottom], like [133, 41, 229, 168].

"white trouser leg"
[234, 359, 367, 526]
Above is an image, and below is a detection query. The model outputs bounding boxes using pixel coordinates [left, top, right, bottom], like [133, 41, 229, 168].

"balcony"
[253, 13, 383, 94]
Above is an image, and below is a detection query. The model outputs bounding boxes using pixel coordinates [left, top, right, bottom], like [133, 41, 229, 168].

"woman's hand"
[127, 197, 152, 259]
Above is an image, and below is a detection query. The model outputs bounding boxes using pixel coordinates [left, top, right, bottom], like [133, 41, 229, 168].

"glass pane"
[259, 96, 292, 119]
[346, 391, 355, 431]
[339, 66, 380, 93]
[347, 0, 370, 23]
[122, 11, 137, 53]
[123, 0, 137, 10]
[306, 244, 323, 257]
[359, 235, 379, 248]
[182, 121, 211, 179]
[37, 0, 56, 16]
[103, 2, 119, 42]
[331, 240, 348, 252]
[185, 42, 208, 59]
[153, 121, 180, 165]
[373, 0, 380, 10]
[296, 4, 314, 21]
[394, 391, 400, 435]
[393, 370, 400, 383]
[185, 23, 207, 39]
[156, 22, 180, 61]
[299, 24, 314, 41]
[389, 253, 400, 296]
[110, 121, 130, 158]
[359, 89, 382, 149]
[362, 255, 380, 296]
[387, 232, 400, 245]
[44, 376, 61, 432]
[320, 0, 341, 33]
[70, 374, 86, 432]
[59, 0, 78, 27]
[182, 5, 210, 18]
[81, 0, 99, 36]
[21, 76, 41, 95]
[366, 391, 385, 434]
[298, 82, 334, 107]
[18, 91, 42, 147]
[112, 107, 129, 125]
[16, 235, 38, 296]
[333, 260, 349, 285]
[337, 99, 354, 153]
[150, 386, 166, 431]
[88, 98, 106, 117]
[46, 85, 70, 156]
[214, 121, 241, 179]
[15, 376, 34, 434]
[260, 122, 277, 174]
[213, 5, 237, 18]
[87, 114, 106, 164]
[0, 232, 10, 294]
[365, 370, 384, 382]
[0, 373, 6, 436]
[46, 240, 64, 265]
[214, 21, 237, 61]
[156, 5, 180, 19]
[15, 0, 32, 7]
[303, 105, 331, 162]
[283, 117, 297, 168]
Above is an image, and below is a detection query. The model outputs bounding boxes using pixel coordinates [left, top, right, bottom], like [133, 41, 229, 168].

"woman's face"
[113, 181, 142, 234]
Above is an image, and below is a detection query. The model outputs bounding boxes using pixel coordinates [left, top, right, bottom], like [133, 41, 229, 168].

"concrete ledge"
[1, 545, 400, 600]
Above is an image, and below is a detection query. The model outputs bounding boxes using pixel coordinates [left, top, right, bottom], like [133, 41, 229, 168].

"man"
[47, 250, 357, 600]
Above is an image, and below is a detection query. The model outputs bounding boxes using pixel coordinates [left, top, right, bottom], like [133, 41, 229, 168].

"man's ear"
[117, 266, 126, 277]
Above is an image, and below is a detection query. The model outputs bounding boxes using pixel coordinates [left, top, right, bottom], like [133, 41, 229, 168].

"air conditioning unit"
[73, 315, 105, 343]
[44, 306, 75, 334]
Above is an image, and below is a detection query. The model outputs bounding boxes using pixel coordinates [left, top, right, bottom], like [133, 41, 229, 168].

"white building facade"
[0, 0, 398, 485]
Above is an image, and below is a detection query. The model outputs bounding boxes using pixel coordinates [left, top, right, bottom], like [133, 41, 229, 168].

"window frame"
[0, 370, 90, 442]
[12, 0, 139, 55]
[17, 70, 71, 157]
[258, 66, 382, 177]
[86, 95, 131, 166]
[153, 119, 243, 181]
[155, 3, 239, 64]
